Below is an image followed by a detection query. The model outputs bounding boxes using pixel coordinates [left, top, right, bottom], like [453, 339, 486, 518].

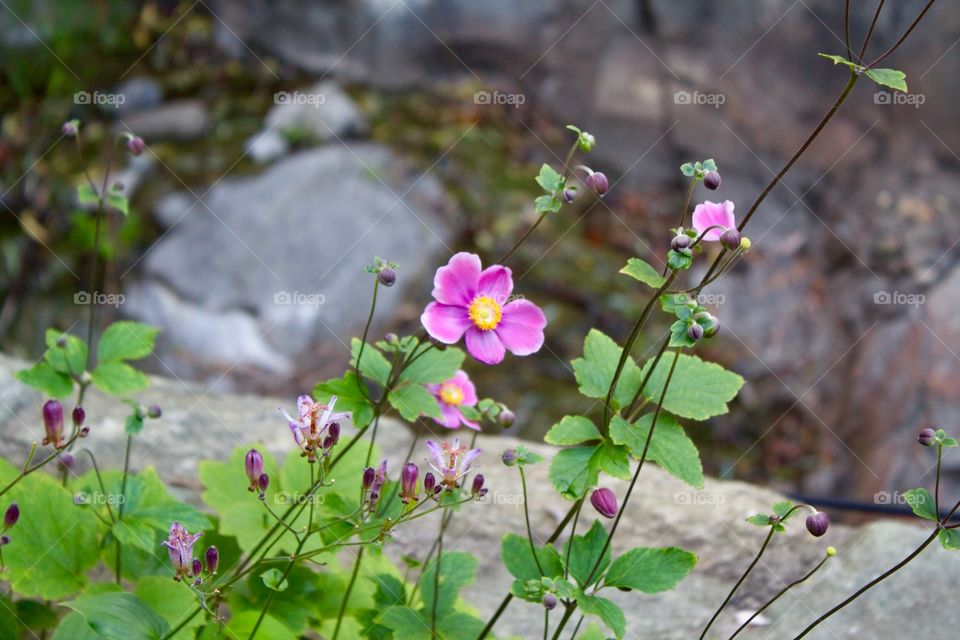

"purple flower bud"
[72, 406, 85, 427]
[205, 545, 219, 574]
[257, 473, 270, 497]
[497, 409, 515, 428]
[590, 488, 618, 519]
[58, 453, 75, 471]
[671, 234, 692, 251]
[917, 428, 936, 447]
[423, 472, 436, 495]
[401, 463, 419, 503]
[192, 558, 202, 577]
[127, 136, 145, 156]
[62, 120, 79, 137]
[542, 593, 558, 610]
[585, 171, 609, 196]
[79, 426, 90, 437]
[687, 323, 704, 342]
[245, 449, 264, 492]
[0, 535, 9, 546]
[806, 511, 829, 537]
[385, 332, 399, 344]
[378, 268, 396, 287]
[501, 449, 518, 466]
[563, 188, 576, 204]
[146, 405, 162, 419]
[42, 400, 65, 448]
[703, 315, 720, 338]
[4, 503, 19, 529]
[704, 171, 721, 190]
[471, 474, 487, 497]
[720, 228, 741, 251]
[362, 467, 376, 490]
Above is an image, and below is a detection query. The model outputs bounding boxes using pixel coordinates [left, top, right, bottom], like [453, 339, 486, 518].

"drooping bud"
[257, 473, 270, 498]
[400, 463, 419, 504]
[245, 449, 264, 492]
[127, 136, 145, 156]
[687, 323, 704, 342]
[4, 503, 20, 529]
[917, 428, 937, 447]
[58, 453, 75, 471]
[501, 449, 518, 466]
[362, 467, 376, 491]
[590, 488, 618, 519]
[378, 268, 397, 287]
[42, 400, 65, 448]
[542, 593, 558, 610]
[720, 228, 741, 251]
[703, 171, 721, 190]
[146, 405, 162, 419]
[471, 474, 487, 497]
[671, 234, 692, 251]
[423, 472, 437, 495]
[72, 406, 85, 428]
[805, 511, 829, 537]
[585, 171, 609, 196]
[497, 409, 515, 428]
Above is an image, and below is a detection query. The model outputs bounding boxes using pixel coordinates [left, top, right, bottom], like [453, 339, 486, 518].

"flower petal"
[437, 403, 464, 429]
[421, 302, 472, 344]
[477, 265, 513, 304]
[691, 200, 736, 241]
[432, 252, 481, 306]
[465, 327, 506, 365]
[451, 370, 478, 405]
[497, 300, 546, 356]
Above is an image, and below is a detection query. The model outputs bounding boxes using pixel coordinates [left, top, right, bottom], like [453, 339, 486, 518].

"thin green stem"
[115, 434, 133, 583]
[935, 444, 942, 515]
[355, 279, 380, 399]
[519, 466, 545, 576]
[549, 604, 576, 640]
[331, 547, 364, 640]
[431, 511, 450, 637]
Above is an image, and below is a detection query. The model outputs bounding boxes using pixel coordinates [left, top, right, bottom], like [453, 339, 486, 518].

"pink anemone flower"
[691, 200, 736, 241]
[426, 370, 480, 430]
[421, 252, 547, 365]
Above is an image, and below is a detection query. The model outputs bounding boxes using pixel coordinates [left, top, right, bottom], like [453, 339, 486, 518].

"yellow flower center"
[468, 295, 502, 331]
[439, 383, 464, 406]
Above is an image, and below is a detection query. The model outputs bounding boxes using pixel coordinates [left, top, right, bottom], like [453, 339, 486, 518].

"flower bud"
[471, 474, 487, 497]
[62, 120, 79, 137]
[205, 545, 219, 574]
[423, 472, 437, 496]
[720, 228, 741, 251]
[378, 268, 396, 287]
[687, 323, 704, 342]
[79, 426, 90, 437]
[671, 234, 692, 251]
[917, 428, 936, 447]
[58, 453, 75, 471]
[127, 136, 145, 156]
[542, 593, 558, 610]
[703, 171, 721, 190]
[192, 558, 202, 577]
[42, 400, 65, 448]
[501, 449, 518, 466]
[590, 488, 617, 519]
[0, 535, 9, 546]
[146, 405, 162, 419]
[740, 237, 752, 251]
[400, 463, 419, 503]
[563, 188, 576, 204]
[385, 332, 399, 344]
[585, 171, 609, 196]
[805, 511, 829, 537]
[703, 314, 720, 338]
[72, 406, 85, 428]
[497, 409, 515, 429]
[4, 503, 19, 529]
[245, 449, 264, 492]
[578, 132, 596, 152]
[826, 546, 837, 557]
[362, 467, 376, 490]
[257, 473, 270, 498]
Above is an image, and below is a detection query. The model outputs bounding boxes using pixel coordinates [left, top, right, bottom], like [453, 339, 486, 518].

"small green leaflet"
[544, 415, 602, 446]
[904, 488, 937, 521]
[620, 258, 666, 288]
[817, 53, 908, 92]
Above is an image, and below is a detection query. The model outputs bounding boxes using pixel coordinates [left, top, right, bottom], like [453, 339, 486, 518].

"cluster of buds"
[244, 449, 270, 499]
[366, 256, 398, 288]
[425, 439, 482, 491]
[362, 461, 388, 511]
[0, 503, 20, 547]
[280, 395, 348, 463]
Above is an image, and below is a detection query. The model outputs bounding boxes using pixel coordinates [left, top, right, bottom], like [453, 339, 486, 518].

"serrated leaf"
[609, 414, 703, 489]
[501, 533, 564, 582]
[577, 593, 625, 639]
[16, 361, 73, 398]
[387, 383, 441, 421]
[91, 361, 149, 395]
[865, 68, 907, 92]
[680, 163, 696, 177]
[572, 329, 645, 408]
[350, 339, 393, 387]
[637, 353, 743, 421]
[772, 500, 794, 519]
[97, 321, 159, 363]
[904, 488, 937, 521]
[535, 194, 562, 214]
[535, 163, 564, 193]
[667, 249, 693, 271]
[604, 546, 696, 593]
[564, 520, 610, 588]
[397, 347, 464, 385]
[939, 528, 960, 550]
[545, 416, 601, 446]
[620, 258, 666, 288]
[549, 446, 600, 500]
[702, 158, 717, 172]
[592, 441, 631, 480]
[44, 329, 88, 374]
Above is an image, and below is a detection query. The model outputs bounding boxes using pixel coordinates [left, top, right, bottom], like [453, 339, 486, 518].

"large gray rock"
[1, 353, 955, 639]
[126, 144, 453, 384]
[265, 80, 368, 141]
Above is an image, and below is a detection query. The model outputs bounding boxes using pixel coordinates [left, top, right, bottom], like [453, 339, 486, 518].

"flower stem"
[331, 547, 364, 640]
[519, 465, 546, 576]
[431, 512, 449, 637]
[355, 279, 380, 399]
[114, 434, 133, 583]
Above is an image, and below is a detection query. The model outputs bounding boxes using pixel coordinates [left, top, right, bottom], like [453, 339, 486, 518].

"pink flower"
[426, 370, 480, 430]
[421, 252, 547, 365]
[280, 395, 349, 463]
[162, 522, 202, 581]
[692, 200, 736, 241]
[425, 438, 481, 490]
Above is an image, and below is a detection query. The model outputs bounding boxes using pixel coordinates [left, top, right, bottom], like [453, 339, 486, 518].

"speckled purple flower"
[162, 522, 202, 581]
[421, 252, 547, 365]
[280, 395, 349, 462]
[692, 200, 736, 241]
[425, 438, 481, 490]
[425, 370, 480, 430]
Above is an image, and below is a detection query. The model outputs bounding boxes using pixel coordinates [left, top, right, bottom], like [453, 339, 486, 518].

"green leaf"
[91, 361, 149, 395]
[261, 568, 289, 591]
[564, 520, 611, 588]
[549, 446, 600, 500]
[76, 184, 100, 207]
[16, 360, 73, 398]
[125, 413, 145, 435]
[534, 194, 563, 214]
[572, 329, 645, 408]
[667, 249, 693, 271]
[620, 258, 666, 288]
[62, 593, 168, 640]
[545, 416, 602, 446]
[637, 353, 743, 421]
[388, 383, 441, 421]
[53, 613, 104, 640]
[680, 163, 696, 177]
[105, 191, 129, 216]
[97, 321, 159, 363]
[397, 346, 465, 385]
[938, 528, 960, 550]
[669, 320, 698, 348]
[702, 158, 717, 172]
[592, 442, 631, 480]
[609, 414, 704, 489]
[772, 500, 794, 519]
[865, 68, 908, 92]
[577, 593, 625, 639]
[501, 534, 564, 583]
[44, 329, 88, 374]
[746, 514, 772, 527]
[420, 551, 477, 614]
[133, 578, 201, 640]
[535, 164, 564, 194]
[904, 488, 937, 521]
[604, 547, 697, 593]
[314, 371, 374, 428]
[216, 612, 294, 640]
[350, 338, 393, 387]
[817, 53, 860, 70]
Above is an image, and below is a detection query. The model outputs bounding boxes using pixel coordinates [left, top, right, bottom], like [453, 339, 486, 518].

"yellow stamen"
[439, 383, 464, 406]
[468, 295, 502, 331]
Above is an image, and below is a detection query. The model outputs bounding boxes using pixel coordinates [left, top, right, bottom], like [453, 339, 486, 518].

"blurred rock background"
[2, 0, 959, 511]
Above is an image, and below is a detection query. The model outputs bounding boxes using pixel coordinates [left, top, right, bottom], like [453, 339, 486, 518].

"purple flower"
[590, 488, 618, 519]
[425, 370, 480, 430]
[368, 460, 388, 509]
[425, 439, 481, 490]
[692, 200, 736, 242]
[280, 395, 349, 462]
[400, 463, 419, 504]
[162, 522, 202, 581]
[245, 449, 264, 492]
[423, 472, 437, 495]
[127, 135, 145, 156]
[42, 400, 65, 448]
[421, 253, 547, 365]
